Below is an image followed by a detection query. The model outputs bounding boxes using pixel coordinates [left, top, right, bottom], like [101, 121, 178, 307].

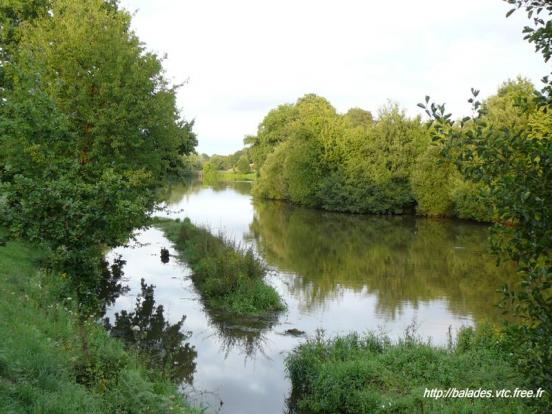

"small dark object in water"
[284, 328, 306, 337]
[160, 247, 170, 264]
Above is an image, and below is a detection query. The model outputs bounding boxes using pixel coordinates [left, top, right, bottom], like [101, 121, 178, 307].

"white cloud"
[120, 0, 549, 154]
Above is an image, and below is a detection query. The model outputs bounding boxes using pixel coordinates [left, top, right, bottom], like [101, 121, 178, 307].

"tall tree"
[0, 0, 196, 317]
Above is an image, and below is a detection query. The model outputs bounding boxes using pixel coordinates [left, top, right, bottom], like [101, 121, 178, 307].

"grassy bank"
[155, 217, 284, 316]
[216, 170, 256, 181]
[286, 328, 541, 413]
[0, 228, 199, 414]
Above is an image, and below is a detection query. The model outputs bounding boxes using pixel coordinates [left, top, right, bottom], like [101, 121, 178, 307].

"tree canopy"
[417, 0, 552, 396]
[0, 0, 196, 314]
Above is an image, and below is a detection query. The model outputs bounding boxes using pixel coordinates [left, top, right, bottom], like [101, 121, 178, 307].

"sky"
[119, 0, 549, 155]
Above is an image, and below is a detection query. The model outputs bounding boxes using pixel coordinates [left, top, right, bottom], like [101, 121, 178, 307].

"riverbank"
[201, 170, 256, 182]
[286, 328, 541, 413]
[218, 170, 256, 181]
[0, 227, 200, 414]
[154, 217, 284, 317]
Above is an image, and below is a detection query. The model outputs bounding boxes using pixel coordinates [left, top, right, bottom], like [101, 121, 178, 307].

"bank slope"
[0, 228, 200, 414]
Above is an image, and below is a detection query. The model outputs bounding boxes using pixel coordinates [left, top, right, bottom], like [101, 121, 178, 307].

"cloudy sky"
[119, 0, 548, 155]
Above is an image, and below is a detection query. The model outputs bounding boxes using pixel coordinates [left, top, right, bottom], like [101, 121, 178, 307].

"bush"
[252, 97, 430, 215]
[411, 145, 456, 217]
[286, 327, 538, 413]
[254, 142, 289, 200]
[451, 180, 494, 222]
[236, 154, 251, 174]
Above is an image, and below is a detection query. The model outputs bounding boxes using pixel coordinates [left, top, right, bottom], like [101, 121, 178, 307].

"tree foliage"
[248, 78, 542, 221]
[0, 0, 196, 315]
[236, 154, 250, 174]
[251, 95, 502, 217]
[418, 1, 552, 398]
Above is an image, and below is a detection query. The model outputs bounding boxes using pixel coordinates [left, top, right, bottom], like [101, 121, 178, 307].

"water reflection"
[206, 312, 278, 359]
[105, 179, 519, 414]
[97, 255, 130, 316]
[105, 278, 197, 384]
[250, 201, 515, 323]
[101, 255, 197, 384]
[161, 178, 252, 207]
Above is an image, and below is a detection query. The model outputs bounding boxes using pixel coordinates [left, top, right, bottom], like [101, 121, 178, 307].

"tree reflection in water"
[97, 255, 130, 317]
[206, 310, 279, 359]
[104, 278, 197, 384]
[250, 201, 517, 323]
[160, 177, 252, 205]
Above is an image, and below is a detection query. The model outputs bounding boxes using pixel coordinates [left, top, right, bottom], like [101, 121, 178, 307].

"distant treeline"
[183, 148, 253, 176]
[240, 78, 539, 222]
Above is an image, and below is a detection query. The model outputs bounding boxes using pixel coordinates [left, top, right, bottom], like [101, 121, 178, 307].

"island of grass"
[0, 227, 200, 414]
[155, 217, 285, 317]
[285, 329, 541, 414]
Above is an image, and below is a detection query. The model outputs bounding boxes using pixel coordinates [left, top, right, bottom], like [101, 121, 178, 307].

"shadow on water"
[100, 258, 197, 384]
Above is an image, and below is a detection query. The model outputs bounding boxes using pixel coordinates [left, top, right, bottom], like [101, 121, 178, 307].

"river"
[105, 178, 515, 414]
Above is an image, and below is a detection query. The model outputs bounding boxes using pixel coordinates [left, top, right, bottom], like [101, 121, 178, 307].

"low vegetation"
[286, 327, 541, 414]
[217, 170, 256, 181]
[155, 218, 285, 316]
[200, 148, 253, 176]
[200, 160, 256, 183]
[0, 228, 199, 414]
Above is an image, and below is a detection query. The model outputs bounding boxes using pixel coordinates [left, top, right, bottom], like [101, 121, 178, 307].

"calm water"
[105, 179, 515, 414]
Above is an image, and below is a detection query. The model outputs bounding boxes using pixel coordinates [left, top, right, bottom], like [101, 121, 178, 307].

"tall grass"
[155, 217, 285, 316]
[0, 227, 200, 414]
[286, 327, 540, 413]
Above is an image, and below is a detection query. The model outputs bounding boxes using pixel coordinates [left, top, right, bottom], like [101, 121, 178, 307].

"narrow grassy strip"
[217, 170, 256, 181]
[155, 217, 284, 317]
[0, 228, 200, 414]
[286, 328, 538, 414]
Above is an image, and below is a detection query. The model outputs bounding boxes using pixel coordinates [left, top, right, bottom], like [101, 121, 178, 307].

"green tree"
[328, 104, 428, 214]
[342, 107, 373, 130]
[0, 0, 196, 320]
[253, 97, 430, 214]
[236, 154, 250, 174]
[419, 1, 552, 399]
[253, 94, 339, 206]
[247, 103, 298, 173]
[482, 77, 537, 133]
[254, 142, 288, 200]
[411, 144, 457, 216]
[0, 0, 50, 87]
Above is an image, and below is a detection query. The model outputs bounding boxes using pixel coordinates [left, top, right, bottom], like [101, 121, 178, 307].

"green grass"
[286, 327, 541, 414]
[0, 227, 200, 414]
[217, 170, 256, 181]
[155, 217, 284, 317]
